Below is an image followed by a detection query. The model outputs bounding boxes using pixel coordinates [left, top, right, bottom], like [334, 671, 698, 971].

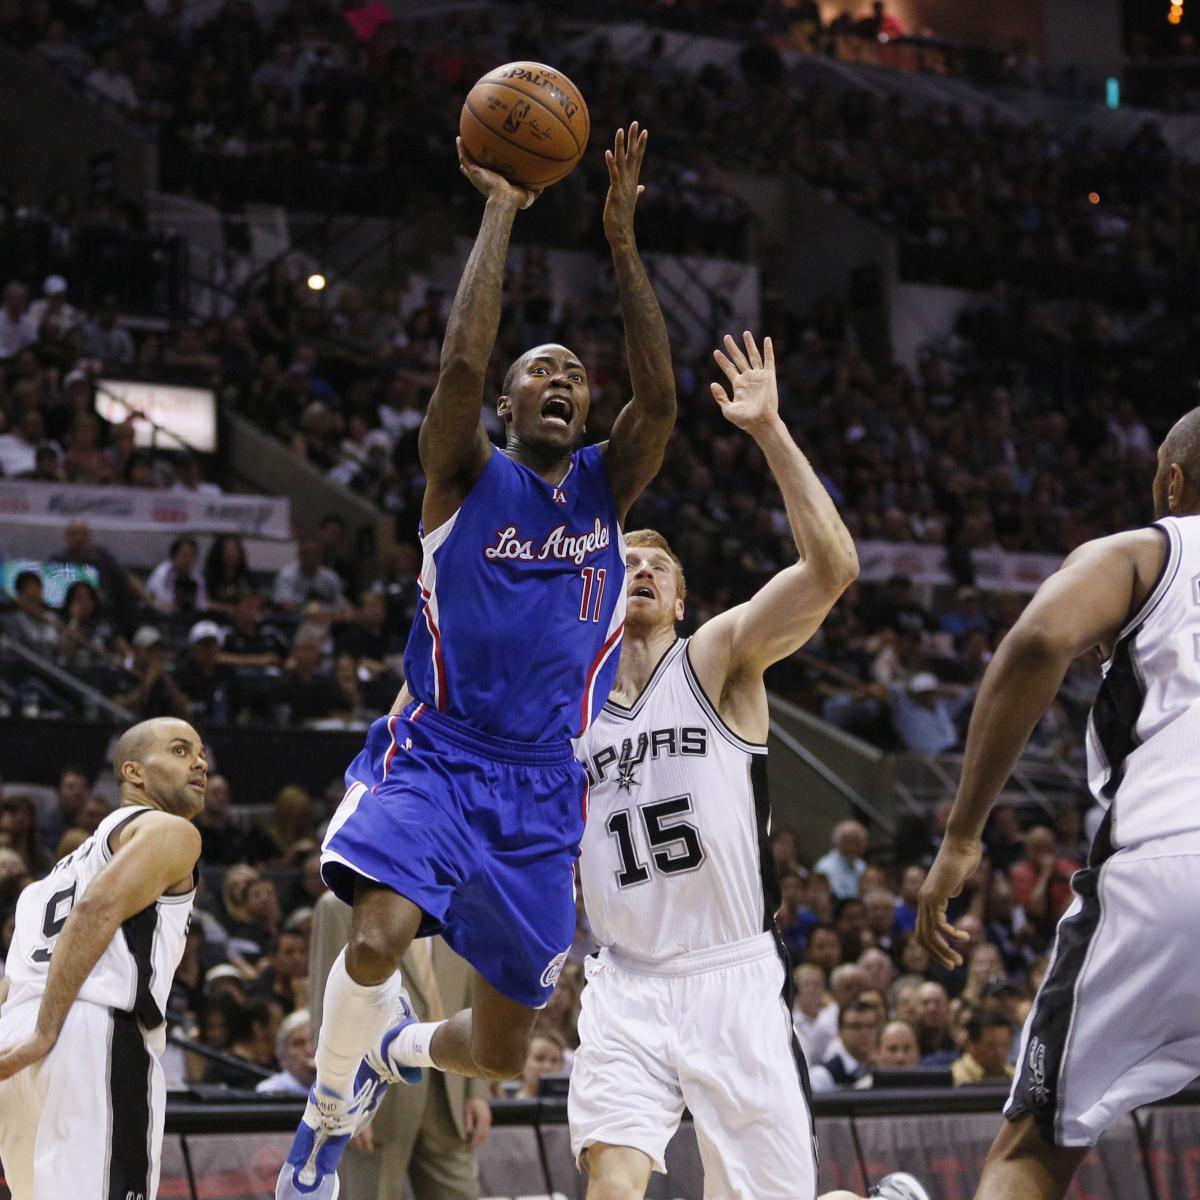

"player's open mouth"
[631, 586, 655, 599]
[541, 395, 572, 426]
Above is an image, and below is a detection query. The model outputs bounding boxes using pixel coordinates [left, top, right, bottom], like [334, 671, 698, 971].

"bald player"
[919, 407, 1200, 1198]
[0, 717, 206, 1200]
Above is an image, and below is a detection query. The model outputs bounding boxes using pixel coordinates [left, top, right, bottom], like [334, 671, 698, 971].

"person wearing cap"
[28, 276, 81, 343]
[205, 963, 248, 1001]
[116, 625, 189, 719]
[175, 620, 238, 723]
[887, 670, 974, 755]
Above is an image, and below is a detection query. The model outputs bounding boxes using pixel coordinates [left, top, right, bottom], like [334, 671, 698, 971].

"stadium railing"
[26, 1083, 1182, 1200]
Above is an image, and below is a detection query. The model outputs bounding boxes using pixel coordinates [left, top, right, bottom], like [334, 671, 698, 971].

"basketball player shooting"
[277, 123, 676, 1200]
[0, 717, 206, 1200]
[917, 408, 1200, 1199]
[571, 332, 928, 1200]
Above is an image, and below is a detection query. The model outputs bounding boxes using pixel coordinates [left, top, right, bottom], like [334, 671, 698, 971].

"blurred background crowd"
[0, 0, 1195, 1111]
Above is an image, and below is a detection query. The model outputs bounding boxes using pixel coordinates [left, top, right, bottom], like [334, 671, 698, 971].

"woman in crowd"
[204, 534, 251, 612]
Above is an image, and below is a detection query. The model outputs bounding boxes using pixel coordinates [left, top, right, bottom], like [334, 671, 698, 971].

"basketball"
[459, 61, 590, 190]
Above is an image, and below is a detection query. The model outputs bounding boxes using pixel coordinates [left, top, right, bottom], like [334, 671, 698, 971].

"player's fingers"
[710, 381, 731, 406]
[764, 335, 775, 372]
[614, 126, 625, 158]
[723, 332, 750, 373]
[743, 330, 762, 369]
[936, 918, 965, 966]
[712, 346, 739, 383]
[919, 903, 960, 968]
[636, 185, 644, 198]
[633, 126, 648, 165]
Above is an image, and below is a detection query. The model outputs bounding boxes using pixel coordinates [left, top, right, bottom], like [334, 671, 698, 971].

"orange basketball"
[460, 61, 590, 190]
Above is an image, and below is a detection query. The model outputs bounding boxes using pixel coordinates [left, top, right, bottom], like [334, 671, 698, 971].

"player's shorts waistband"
[602, 930, 778, 977]
[405, 702, 575, 765]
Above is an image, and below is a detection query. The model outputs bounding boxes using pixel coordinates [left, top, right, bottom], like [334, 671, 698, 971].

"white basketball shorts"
[569, 930, 818, 1200]
[0, 997, 166, 1199]
[1006, 839, 1200, 1146]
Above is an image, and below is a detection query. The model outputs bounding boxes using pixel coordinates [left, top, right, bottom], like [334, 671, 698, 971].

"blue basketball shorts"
[321, 702, 586, 1009]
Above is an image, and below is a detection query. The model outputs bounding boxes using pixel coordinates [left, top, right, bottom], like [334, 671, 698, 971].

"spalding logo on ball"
[460, 61, 590, 189]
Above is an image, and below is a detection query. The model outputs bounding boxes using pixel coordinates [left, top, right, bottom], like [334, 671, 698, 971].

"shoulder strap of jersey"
[100, 804, 153, 862]
[1113, 518, 1182, 646]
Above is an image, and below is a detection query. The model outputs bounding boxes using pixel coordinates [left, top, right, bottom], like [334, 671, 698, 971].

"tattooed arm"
[599, 124, 677, 522]
[419, 141, 538, 530]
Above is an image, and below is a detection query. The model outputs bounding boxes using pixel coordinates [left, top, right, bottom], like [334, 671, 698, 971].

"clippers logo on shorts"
[541, 949, 569, 989]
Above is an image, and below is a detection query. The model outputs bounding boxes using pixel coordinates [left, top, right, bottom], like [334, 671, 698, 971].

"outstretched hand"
[603, 122, 648, 243]
[456, 138, 540, 210]
[916, 835, 982, 968]
[711, 332, 779, 433]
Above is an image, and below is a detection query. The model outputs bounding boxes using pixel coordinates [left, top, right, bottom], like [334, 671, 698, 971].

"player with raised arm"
[278, 122, 676, 1200]
[917, 408, 1200, 1200]
[0, 717, 206, 1200]
[571, 333, 928, 1200]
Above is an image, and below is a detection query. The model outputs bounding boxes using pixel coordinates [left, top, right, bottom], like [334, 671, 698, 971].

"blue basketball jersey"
[403, 443, 627, 742]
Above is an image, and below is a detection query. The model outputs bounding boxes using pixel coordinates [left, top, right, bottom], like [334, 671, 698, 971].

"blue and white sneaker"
[870, 1172, 932, 1200]
[276, 994, 422, 1199]
[274, 1080, 366, 1200]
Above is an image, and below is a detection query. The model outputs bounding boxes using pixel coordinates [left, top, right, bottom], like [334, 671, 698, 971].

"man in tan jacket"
[309, 891, 492, 1199]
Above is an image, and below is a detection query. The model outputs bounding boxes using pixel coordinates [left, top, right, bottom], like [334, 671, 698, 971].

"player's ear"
[675, 597, 685, 621]
[1169, 462, 1185, 512]
[121, 759, 144, 788]
[497, 394, 512, 420]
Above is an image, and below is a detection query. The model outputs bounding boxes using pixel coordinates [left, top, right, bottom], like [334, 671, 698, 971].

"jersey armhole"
[1110, 523, 1178, 654]
[681, 641, 768, 754]
[102, 806, 152, 862]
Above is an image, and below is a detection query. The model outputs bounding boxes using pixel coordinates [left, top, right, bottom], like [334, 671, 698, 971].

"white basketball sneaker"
[870, 1173, 932, 1200]
[276, 992, 421, 1199]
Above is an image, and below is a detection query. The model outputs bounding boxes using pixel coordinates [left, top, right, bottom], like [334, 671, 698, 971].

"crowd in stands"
[2, 227, 1168, 755]
[774, 810, 1097, 1090]
[0, 761, 1085, 1096]
[7, 0, 1194, 298]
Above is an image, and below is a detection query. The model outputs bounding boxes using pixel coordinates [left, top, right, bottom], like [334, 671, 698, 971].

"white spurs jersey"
[574, 638, 778, 960]
[1087, 515, 1200, 852]
[5, 806, 194, 1044]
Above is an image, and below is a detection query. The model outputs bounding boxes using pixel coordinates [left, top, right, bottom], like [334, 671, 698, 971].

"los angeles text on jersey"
[484, 517, 611, 565]
[583, 726, 709, 786]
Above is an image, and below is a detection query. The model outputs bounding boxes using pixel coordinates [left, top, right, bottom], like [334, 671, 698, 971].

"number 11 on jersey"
[579, 567, 607, 622]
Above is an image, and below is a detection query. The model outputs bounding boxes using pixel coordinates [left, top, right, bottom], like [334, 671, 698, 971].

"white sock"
[388, 1020, 447, 1070]
[314, 949, 404, 1098]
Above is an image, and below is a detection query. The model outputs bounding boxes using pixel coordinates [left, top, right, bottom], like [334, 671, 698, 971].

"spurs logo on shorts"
[1026, 1038, 1049, 1104]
